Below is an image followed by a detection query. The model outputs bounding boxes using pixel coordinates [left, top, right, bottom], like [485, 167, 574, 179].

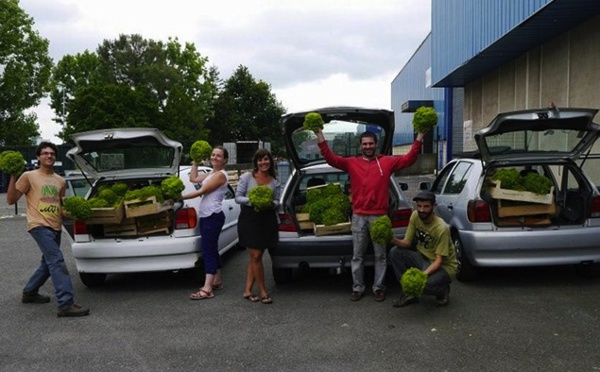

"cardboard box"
[497, 199, 556, 218]
[86, 202, 125, 225]
[124, 197, 174, 218]
[314, 221, 352, 236]
[488, 181, 554, 205]
[104, 218, 137, 237]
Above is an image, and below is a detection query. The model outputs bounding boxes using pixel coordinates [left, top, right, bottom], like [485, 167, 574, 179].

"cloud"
[18, 0, 431, 142]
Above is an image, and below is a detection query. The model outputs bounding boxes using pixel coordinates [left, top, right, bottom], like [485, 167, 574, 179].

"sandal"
[189, 289, 214, 300]
[212, 283, 224, 290]
[243, 294, 260, 302]
[260, 294, 273, 304]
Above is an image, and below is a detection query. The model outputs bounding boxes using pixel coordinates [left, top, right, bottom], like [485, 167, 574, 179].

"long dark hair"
[252, 148, 276, 179]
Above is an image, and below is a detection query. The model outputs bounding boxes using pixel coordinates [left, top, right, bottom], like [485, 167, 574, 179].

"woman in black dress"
[235, 149, 281, 304]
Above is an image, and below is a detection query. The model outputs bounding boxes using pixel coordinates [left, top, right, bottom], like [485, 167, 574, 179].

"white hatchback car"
[65, 128, 240, 287]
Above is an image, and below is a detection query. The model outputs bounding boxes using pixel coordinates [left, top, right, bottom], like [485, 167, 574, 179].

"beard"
[362, 148, 375, 158]
[418, 210, 433, 221]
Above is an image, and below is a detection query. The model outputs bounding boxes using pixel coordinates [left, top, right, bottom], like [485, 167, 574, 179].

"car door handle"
[228, 206, 233, 210]
[447, 204, 453, 210]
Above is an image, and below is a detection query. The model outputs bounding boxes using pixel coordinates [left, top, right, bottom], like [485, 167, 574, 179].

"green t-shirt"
[404, 211, 458, 279]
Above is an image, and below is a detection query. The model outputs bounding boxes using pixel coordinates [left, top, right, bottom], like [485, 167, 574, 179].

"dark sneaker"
[350, 291, 363, 301]
[373, 290, 385, 302]
[392, 295, 419, 308]
[436, 287, 450, 306]
[57, 304, 90, 318]
[22, 291, 50, 304]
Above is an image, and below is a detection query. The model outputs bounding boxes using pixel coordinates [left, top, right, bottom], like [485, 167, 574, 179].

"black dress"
[237, 205, 278, 250]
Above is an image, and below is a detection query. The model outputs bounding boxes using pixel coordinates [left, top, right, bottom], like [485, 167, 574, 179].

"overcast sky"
[19, 0, 431, 143]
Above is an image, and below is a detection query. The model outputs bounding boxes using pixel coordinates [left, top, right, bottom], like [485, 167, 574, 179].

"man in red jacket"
[315, 128, 425, 302]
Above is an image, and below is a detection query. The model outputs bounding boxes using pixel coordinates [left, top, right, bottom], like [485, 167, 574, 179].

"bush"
[412, 106, 438, 132]
[248, 185, 274, 212]
[370, 215, 393, 245]
[303, 112, 324, 132]
[0, 151, 26, 175]
[190, 140, 212, 163]
[400, 267, 427, 297]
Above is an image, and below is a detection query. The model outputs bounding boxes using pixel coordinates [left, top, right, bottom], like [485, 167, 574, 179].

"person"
[389, 190, 458, 307]
[6, 142, 90, 317]
[315, 128, 425, 302]
[235, 149, 281, 304]
[181, 145, 230, 300]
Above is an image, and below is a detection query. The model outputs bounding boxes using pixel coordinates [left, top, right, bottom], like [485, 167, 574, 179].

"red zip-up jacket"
[318, 140, 422, 215]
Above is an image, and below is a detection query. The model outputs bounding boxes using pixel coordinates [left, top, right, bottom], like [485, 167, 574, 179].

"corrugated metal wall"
[390, 34, 445, 146]
[431, 0, 552, 85]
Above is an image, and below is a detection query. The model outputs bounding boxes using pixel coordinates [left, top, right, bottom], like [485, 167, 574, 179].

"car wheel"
[272, 266, 293, 284]
[454, 235, 479, 282]
[79, 273, 107, 287]
[574, 262, 600, 279]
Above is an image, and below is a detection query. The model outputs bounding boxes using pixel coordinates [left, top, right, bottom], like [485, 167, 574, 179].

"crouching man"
[389, 190, 457, 307]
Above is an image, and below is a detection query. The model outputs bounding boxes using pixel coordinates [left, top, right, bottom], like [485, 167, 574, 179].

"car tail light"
[73, 220, 88, 235]
[467, 199, 491, 223]
[278, 213, 297, 232]
[175, 207, 197, 229]
[390, 208, 411, 228]
[591, 196, 600, 218]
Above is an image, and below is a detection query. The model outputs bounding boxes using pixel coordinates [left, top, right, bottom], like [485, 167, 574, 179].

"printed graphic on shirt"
[38, 184, 61, 216]
[415, 228, 433, 249]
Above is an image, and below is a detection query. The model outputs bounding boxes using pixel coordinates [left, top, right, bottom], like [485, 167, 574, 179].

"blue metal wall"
[431, 0, 551, 85]
[391, 34, 445, 145]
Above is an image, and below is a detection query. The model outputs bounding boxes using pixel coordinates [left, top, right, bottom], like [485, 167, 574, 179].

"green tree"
[0, 0, 52, 145]
[206, 65, 286, 156]
[50, 34, 216, 149]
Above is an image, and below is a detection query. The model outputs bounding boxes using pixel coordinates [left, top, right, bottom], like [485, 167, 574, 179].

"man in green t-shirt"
[389, 190, 457, 307]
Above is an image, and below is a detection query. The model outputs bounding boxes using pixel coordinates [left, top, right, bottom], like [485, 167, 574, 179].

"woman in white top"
[181, 146, 230, 300]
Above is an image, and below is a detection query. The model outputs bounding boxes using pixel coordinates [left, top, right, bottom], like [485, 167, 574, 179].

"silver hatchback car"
[427, 107, 600, 281]
[271, 107, 413, 284]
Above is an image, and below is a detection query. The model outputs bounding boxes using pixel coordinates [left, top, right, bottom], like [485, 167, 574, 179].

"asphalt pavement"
[1, 194, 600, 371]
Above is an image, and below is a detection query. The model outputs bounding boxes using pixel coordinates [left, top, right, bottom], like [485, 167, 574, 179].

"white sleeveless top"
[198, 169, 229, 218]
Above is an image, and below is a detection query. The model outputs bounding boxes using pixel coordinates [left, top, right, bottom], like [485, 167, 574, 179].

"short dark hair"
[36, 141, 59, 157]
[213, 145, 229, 162]
[359, 131, 378, 144]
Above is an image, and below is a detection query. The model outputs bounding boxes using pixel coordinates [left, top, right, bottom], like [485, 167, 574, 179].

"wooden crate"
[136, 212, 171, 235]
[488, 181, 554, 205]
[124, 197, 174, 218]
[104, 218, 137, 237]
[497, 199, 556, 218]
[296, 213, 313, 230]
[86, 202, 125, 225]
[314, 221, 352, 236]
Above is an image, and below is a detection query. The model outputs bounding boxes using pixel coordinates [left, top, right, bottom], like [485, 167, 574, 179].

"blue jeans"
[26, 227, 74, 309]
[389, 247, 451, 296]
[351, 214, 387, 294]
[200, 212, 225, 275]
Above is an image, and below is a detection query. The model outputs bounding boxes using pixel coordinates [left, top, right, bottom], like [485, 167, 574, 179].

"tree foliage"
[0, 0, 52, 145]
[206, 65, 286, 156]
[51, 34, 215, 149]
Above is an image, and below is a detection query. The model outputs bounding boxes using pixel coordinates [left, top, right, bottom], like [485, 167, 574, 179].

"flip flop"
[244, 294, 260, 302]
[212, 283, 224, 290]
[189, 289, 214, 300]
[260, 295, 273, 304]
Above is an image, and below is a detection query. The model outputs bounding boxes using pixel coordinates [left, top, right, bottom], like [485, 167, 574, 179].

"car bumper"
[459, 227, 600, 267]
[71, 236, 201, 273]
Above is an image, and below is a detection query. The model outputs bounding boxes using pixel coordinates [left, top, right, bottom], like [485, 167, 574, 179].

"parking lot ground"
[2, 205, 600, 371]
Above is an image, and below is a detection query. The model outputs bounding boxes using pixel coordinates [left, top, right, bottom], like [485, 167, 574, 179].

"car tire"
[574, 262, 600, 279]
[453, 234, 479, 282]
[272, 266, 293, 284]
[79, 273, 107, 287]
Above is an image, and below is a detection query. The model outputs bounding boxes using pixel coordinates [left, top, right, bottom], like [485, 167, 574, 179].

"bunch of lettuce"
[0, 150, 26, 175]
[412, 106, 438, 132]
[302, 183, 351, 225]
[190, 140, 212, 163]
[400, 267, 427, 297]
[248, 185, 274, 212]
[370, 215, 393, 245]
[303, 112, 324, 132]
[124, 185, 164, 203]
[491, 168, 523, 191]
[491, 168, 553, 194]
[63, 196, 93, 221]
[522, 172, 553, 195]
[161, 176, 185, 200]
